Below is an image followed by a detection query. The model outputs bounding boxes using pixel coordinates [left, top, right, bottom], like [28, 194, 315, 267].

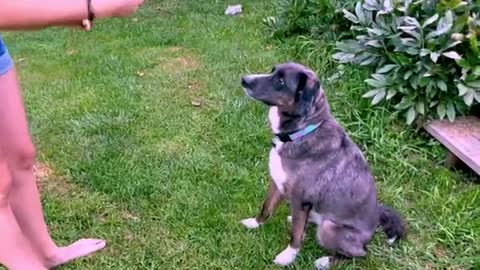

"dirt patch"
[187, 80, 201, 92]
[35, 162, 74, 194]
[433, 244, 448, 258]
[66, 49, 78, 56]
[163, 56, 199, 72]
[121, 211, 140, 222]
[34, 162, 53, 181]
[124, 231, 135, 241]
[136, 47, 201, 76]
[165, 46, 184, 53]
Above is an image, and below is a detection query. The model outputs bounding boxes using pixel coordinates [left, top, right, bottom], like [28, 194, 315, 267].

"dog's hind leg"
[314, 220, 368, 269]
[241, 181, 283, 229]
[287, 210, 323, 225]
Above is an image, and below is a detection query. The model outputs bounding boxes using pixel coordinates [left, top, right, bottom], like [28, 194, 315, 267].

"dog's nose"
[241, 76, 251, 88]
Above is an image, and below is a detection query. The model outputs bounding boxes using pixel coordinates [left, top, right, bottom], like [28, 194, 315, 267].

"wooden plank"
[424, 116, 480, 175]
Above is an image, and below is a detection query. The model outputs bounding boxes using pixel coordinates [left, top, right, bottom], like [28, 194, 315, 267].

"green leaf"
[426, 80, 434, 94]
[377, 64, 398, 74]
[437, 103, 446, 119]
[475, 92, 480, 103]
[355, 2, 366, 23]
[469, 32, 478, 53]
[466, 81, 480, 89]
[365, 78, 385, 88]
[437, 80, 448, 92]
[365, 40, 382, 48]
[364, 0, 379, 7]
[446, 102, 456, 122]
[383, 0, 393, 13]
[403, 16, 420, 27]
[332, 52, 355, 63]
[343, 9, 359, 24]
[464, 90, 474, 106]
[398, 26, 416, 32]
[386, 89, 397, 100]
[430, 52, 440, 63]
[387, 52, 412, 65]
[395, 97, 414, 110]
[422, 14, 439, 28]
[456, 59, 471, 69]
[372, 89, 386, 105]
[473, 67, 480, 76]
[362, 89, 379, 98]
[446, 40, 462, 50]
[453, 14, 469, 32]
[406, 106, 416, 125]
[406, 47, 420, 55]
[336, 40, 363, 53]
[400, 28, 421, 40]
[420, 48, 431, 56]
[425, 11, 453, 39]
[419, 77, 431, 87]
[457, 83, 471, 96]
[442, 51, 462, 60]
[371, 73, 387, 83]
[416, 101, 425, 115]
[367, 28, 385, 36]
[360, 56, 378, 66]
[404, 70, 413, 80]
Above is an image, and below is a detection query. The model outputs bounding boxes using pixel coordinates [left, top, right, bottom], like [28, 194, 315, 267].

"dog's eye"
[279, 78, 285, 86]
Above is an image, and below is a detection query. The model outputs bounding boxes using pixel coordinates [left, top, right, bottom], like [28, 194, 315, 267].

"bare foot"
[45, 239, 106, 269]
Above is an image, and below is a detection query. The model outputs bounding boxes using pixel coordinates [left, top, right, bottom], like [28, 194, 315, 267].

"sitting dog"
[239, 62, 406, 269]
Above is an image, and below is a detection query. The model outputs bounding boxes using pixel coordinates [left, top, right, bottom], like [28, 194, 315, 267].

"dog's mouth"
[243, 87, 253, 97]
[243, 88, 275, 106]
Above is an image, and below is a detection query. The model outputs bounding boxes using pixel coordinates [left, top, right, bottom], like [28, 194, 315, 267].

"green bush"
[334, 0, 480, 124]
[263, 0, 357, 39]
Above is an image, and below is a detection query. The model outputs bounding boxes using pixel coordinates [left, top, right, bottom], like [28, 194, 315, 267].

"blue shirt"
[0, 35, 14, 75]
[0, 36, 6, 55]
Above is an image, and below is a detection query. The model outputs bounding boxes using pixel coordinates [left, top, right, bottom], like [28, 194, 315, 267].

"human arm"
[0, 0, 143, 31]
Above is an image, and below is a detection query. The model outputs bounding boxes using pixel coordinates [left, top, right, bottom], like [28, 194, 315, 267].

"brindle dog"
[240, 62, 406, 269]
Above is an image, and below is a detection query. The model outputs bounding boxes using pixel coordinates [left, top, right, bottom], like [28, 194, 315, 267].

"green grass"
[3, 0, 480, 269]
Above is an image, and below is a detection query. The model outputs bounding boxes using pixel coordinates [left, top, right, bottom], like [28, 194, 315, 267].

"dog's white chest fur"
[268, 107, 288, 194]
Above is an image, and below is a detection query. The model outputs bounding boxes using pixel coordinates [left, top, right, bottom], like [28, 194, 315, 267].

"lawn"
[3, 0, 480, 269]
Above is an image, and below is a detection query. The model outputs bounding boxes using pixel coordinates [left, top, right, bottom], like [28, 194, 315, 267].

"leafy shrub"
[263, 0, 357, 39]
[334, 0, 480, 124]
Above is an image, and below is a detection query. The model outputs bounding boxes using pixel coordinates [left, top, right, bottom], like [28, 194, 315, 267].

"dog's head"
[241, 62, 321, 116]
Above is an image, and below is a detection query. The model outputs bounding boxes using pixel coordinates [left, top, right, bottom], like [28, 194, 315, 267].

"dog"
[239, 62, 406, 269]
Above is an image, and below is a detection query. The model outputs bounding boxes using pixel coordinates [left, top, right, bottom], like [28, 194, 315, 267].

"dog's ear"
[295, 70, 320, 116]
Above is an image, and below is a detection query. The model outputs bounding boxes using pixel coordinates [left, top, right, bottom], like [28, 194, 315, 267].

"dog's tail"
[378, 204, 406, 245]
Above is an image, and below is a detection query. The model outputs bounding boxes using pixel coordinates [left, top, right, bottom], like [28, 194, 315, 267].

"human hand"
[93, 0, 144, 19]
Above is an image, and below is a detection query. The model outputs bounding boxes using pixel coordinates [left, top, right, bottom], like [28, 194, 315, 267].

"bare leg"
[241, 181, 283, 229]
[0, 68, 106, 268]
[273, 201, 310, 266]
[0, 159, 47, 270]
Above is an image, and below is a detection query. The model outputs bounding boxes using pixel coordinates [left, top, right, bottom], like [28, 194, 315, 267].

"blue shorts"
[0, 35, 14, 75]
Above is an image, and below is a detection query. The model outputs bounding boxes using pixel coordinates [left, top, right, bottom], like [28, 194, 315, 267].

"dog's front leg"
[241, 181, 283, 229]
[273, 201, 310, 266]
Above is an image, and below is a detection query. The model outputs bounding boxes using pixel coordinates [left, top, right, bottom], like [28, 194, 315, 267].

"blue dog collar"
[272, 121, 324, 146]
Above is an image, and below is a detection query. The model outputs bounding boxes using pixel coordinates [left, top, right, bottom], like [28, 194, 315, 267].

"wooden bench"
[424, 116, 480, 175]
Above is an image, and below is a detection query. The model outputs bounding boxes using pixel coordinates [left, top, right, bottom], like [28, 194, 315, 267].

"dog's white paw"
[240, 218, 261, 229]
[314, 256, 331, 270]
[387, 236, 397, 245]
[287, 216, 292, 223]
[273, 245, 298, 266]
